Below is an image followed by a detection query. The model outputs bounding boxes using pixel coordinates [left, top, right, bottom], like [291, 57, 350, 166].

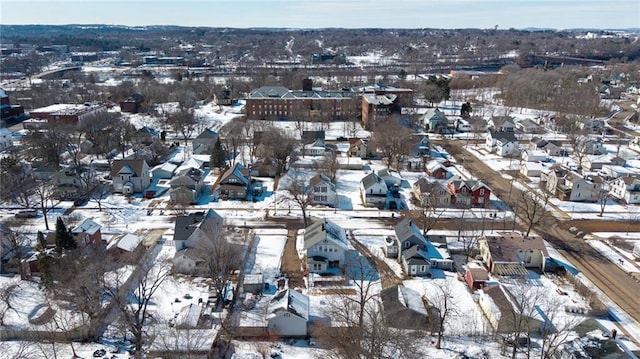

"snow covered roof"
[303, 218, 348, 250]
[361, 172, 387, 191]
[0, 89, 7, 98]
[116, 233, 142, 252]
[268, 288, 309, 321]
[394, 218, 426, 246]
[71, 218, 101, 235]
[175, 303, 202, 328]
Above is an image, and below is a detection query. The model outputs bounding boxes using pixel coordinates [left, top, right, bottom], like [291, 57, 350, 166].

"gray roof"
[174, 209, 224, 243]
[394, 218, 427, 247]
[361, 172, 387, 191]
[268, 288, 309, 320]
[303, 218, 348, 250]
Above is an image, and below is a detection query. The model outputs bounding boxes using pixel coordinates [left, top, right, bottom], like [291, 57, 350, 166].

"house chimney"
[302, 78, 313, 92]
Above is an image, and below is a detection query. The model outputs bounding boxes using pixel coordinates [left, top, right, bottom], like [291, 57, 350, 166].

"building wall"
[268, 314, 307, 337]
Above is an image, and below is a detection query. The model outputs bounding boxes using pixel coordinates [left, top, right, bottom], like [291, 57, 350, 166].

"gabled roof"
[361, 172, 387, 191]
[111, 159, 148, 177]
[268, 288, 309, 320]
[309, 173, 335, 191]
[303, 218, 348, 250]
[488, 130, 517, 143]
[195, 128, 218, 140]
[174, 209, 224, 243]
[72, 218, 101, 235]
[377, 168, 401, 180]
[116, 233, 142, 252]
[401, 244, 430, 265]
[413, 177, 450, 194]
[448, 178, 489, 192]
[382, 285, 428, 316]
[394, 218, 427, 246]
[219, 163, 250, 186]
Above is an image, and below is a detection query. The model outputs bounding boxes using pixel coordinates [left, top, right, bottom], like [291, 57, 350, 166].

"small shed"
[243, 274, 265, 294]
[465, 266, 489, 290]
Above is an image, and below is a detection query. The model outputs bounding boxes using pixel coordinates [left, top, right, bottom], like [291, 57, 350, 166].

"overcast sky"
[1, 0, 639, 30]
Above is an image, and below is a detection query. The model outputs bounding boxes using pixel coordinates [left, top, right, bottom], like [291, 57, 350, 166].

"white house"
[0, 128, 13, 150]
[521, 149, 547, 163]
[267, 289, 309, 337]
[309, 173, 337, 207]
[486, 130, 520, 157]
[609, 176, 640, 204]
[360, 172, 388, 207]
[377, 168, 403, 188]
[303, 219, 348, 274]
[111, 159, 151, 195]
[303, 139, 327, 156]
[520, 162, 544, 178]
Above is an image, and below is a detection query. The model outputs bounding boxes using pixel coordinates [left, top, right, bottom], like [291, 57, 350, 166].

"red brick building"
[447, 179, 491, 208]
[29, 103, 106, 126]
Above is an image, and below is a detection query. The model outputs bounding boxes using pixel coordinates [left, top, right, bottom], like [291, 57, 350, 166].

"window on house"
[479, 189, 485, 195]
[420, 265, 426, 272]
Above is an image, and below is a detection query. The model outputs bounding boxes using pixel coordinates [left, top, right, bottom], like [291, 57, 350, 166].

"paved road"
[436, 138, 640, 343]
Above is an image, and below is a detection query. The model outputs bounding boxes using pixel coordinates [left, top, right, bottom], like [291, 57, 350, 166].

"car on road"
[15, 209, 38, 218]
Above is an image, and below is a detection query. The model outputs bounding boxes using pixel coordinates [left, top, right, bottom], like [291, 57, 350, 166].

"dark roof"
[489, 130, 517, 143]
[482, 231, 549, 263]
[111, 159, 148, 177]
[361, 172, 386, 190]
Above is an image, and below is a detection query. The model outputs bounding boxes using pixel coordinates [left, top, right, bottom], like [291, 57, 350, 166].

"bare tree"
[0, 279, 21, 325]
[1, 227, 30, 279]
[318, 149, 340, 183]
[109, 258, 171, 358]
[0, 157, 36, 208]
[597, 182, 611, 217]
[34, 178, 55, 230]
[280, 170, 313, 227]
[255, 127, 297, 176]
[194, 226, 245, 308]
[148, 325, 213, 359]
[428, 280, 458, 349]
[370, 120, 417, 171]
[167, 109, 199, 148]
[557, 116, 590, 171]
[516, 189, 553, 238]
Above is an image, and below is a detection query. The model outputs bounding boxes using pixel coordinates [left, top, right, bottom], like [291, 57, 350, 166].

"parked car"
[15, 209, 38, 218]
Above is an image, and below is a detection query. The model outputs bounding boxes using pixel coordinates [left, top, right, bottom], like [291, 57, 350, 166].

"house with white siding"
[267, 289, 309, 337]
[302, 219, 348, 274]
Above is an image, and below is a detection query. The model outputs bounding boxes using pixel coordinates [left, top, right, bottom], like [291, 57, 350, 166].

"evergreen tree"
[210, 139, 227, 169]
[460, 101, 473, 119]
[55, 217, 76, 253]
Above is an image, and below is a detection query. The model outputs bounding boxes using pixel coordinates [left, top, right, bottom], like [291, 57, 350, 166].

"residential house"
[0, 127, 13, 150]
[579, 137, 606, 155]
[425, 159, 452, 179]
[192, 128, 219, 155]
[173, 248, 206, 274]
[521, 150, 547, 163]
[541, 167, 601, 202]
[360, 172, 388, 207]
[401, 245, 431, 276]
[478, 231, 549, 276]
[578, 118, 606, 133]
[486, 130, 520, 157]
[384, 236, 400, 258]
[348, 138, 369, 158]
[267, 289, 309, 337]
[309, 173, 337, 207]
[416, 135, 431, 156]
[515, 118, 543, 134]
[51, 166, 84, 200]
[216, 163, 251, 200]
[479, 284, 544, 334]
[302, 219, 348, 274]
[173, 209, 224, 251]
[151, 162, 178, 180]
[380, 285, 429, 330]
[535, 139, 567, 157]
[169, 167, 205, 204]
[609, 176, 640, 204]
[71, 218, 102, 247]
[464, 265, 489, 290]
[423, 108, 449, 133]
[394, 218, 428, 252]
[488, 116, 515, 132]
[583, 154, 624, 171]
[520, 162, 544, 178]
[412, 178, 452, 208]
[447, 179, 491, 208]
[111, 159, 151, 195]
[250, 159, 279, 177]
[302, 139, 327, 156]
[377, 168, 402, 188]
[132, 126, 159, 146]
[599, 164, 635, 180]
